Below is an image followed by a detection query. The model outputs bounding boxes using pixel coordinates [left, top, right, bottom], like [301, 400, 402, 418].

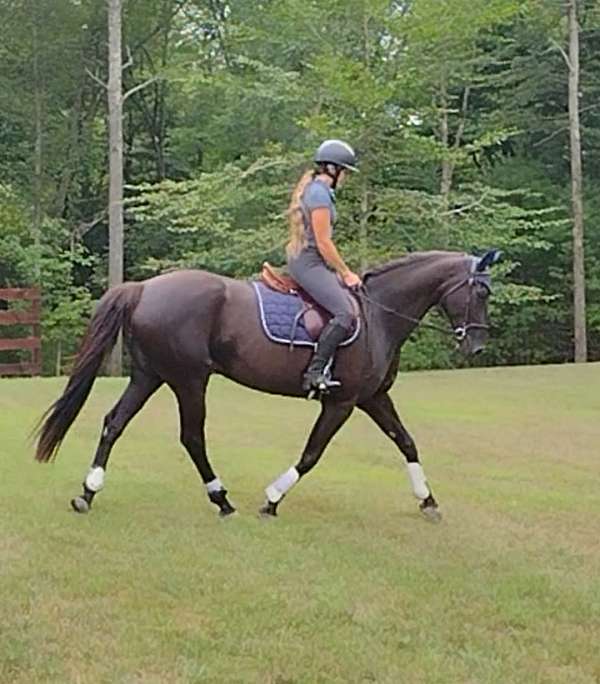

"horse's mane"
[362, 251, 464, 283]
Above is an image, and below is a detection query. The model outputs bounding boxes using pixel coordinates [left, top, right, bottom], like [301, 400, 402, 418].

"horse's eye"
[476, 285, 489, 300]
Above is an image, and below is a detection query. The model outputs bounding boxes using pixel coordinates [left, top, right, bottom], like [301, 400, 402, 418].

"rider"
[286, 139, 361, 393]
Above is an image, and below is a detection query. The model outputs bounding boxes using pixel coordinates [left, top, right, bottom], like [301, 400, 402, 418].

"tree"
[105, 0, 167, 374]
[566, 0, 587, 361]
[1, 0, 599, 370]
[107, 0, 124, 375]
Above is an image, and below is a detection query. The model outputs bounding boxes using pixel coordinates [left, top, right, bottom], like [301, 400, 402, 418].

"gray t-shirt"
[300, 179, 336, 250]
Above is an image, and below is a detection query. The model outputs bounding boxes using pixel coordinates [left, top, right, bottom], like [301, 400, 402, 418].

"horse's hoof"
[71, 496, 90, 514]
[420, 504, 442, 523]
[259, 501, 278, 518]
[218, 507, 237, 519]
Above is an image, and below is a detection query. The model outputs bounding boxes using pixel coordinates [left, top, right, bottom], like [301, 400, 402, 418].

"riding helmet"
[314, 139, 358, 172]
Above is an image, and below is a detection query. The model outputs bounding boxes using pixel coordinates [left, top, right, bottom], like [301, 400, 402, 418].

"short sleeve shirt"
[300, 179, 337, 250]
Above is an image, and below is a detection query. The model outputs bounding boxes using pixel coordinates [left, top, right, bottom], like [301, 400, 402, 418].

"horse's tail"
[35, 282, 144, 463]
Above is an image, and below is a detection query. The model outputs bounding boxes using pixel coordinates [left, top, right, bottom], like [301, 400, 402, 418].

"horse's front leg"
[358, 392, 441, 522]
[260, 400, 354, 517]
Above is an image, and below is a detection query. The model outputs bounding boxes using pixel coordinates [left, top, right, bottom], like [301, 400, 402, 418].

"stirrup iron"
[304, 358, 340, 399]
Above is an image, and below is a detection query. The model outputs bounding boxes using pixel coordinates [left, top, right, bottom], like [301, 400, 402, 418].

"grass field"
[1, 364, 599, 684]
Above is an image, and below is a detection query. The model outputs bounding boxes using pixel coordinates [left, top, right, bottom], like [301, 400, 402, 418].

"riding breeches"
[287, 250, 355, 332]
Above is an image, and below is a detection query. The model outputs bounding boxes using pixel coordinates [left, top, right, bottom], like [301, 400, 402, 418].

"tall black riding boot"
[302, 320, 350, 394]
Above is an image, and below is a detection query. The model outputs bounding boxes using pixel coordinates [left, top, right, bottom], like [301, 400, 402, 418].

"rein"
[360, 269, 491, 342]
[360, 289, 452, 335]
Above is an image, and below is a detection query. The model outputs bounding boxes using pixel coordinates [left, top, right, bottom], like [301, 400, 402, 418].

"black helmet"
[314, 139, 358, 172]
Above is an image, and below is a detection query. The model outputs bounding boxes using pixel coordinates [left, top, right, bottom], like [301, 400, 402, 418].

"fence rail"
[0, 288, 42, 376]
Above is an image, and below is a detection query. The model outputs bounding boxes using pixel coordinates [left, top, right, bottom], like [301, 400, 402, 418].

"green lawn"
[1, 364, 599, 684]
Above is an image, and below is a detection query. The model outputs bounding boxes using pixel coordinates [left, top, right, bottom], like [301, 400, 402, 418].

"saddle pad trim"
[252, 282, 360, 348]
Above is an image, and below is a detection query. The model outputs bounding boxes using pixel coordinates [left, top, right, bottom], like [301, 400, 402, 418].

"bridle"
[360, 260, 492, 343]
[437, 269, 491, 342]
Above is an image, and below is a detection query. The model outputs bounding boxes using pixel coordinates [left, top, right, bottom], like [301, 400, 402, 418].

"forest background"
[1, 0, 599, 373]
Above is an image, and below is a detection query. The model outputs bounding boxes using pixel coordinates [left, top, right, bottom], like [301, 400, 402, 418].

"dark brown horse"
[35, 249, 500, 521]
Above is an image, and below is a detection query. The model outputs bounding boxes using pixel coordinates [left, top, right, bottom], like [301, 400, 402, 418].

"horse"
[35, 249, 500, 522]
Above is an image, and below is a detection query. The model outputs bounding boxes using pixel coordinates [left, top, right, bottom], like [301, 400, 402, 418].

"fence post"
[0, 287, 42, 376]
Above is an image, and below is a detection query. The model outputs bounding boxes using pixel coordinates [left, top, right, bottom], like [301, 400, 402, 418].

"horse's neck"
[367, 253, 464, 343]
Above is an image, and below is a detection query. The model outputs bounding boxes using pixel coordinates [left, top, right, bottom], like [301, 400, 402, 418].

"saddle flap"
[261, 262, 299, 295]
[302, 305, 329, 340]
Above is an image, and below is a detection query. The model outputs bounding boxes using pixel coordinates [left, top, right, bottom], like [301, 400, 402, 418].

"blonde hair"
[285, 170, 315, 259]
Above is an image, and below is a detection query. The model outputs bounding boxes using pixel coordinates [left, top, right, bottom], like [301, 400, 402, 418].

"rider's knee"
[333, 311, 355, 332]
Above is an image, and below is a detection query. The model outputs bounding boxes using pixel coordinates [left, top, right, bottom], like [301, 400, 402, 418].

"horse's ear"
[476, 249, 502, 272]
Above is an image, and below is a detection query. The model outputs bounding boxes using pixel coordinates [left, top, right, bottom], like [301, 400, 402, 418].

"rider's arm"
[311, 208, 351, 277]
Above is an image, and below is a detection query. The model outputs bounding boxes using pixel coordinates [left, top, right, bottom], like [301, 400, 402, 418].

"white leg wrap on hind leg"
[85, 466, 105, 492]
[206, 477, 224, 493]
[266, 467, 299, 503]
[406, 462, 429, 500]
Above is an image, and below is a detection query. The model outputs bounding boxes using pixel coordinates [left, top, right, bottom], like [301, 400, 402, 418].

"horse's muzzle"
[459, 330, 488, 356]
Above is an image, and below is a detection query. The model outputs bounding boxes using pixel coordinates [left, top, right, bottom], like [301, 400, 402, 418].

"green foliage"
[1, 0, 598, 371]
[0, 185, 34, 284]
[128, 155, 294, 276]
[0, 185, 93, 373]
[38, 220, 94, 374]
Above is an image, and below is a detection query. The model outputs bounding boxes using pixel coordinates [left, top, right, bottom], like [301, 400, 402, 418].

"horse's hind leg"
[72, 361, 162, 513]
[358, 392, 441, 521]
[171, 376, 236, 517]
[260, 400, 354, 517]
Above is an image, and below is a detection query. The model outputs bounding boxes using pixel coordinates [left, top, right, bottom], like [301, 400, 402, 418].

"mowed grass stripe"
[1, 364, 599, 683]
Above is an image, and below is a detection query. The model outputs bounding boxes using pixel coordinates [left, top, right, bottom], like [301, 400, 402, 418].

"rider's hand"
[342, 270, 362, 289]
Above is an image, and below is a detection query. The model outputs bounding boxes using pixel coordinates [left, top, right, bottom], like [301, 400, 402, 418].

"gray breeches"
[287, 250, 355, 332]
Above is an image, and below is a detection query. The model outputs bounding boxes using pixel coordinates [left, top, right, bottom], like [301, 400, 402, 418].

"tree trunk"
[32, 9, 42, 282]
[439, 75, 452, 209]
[359, 8, 370, 271]
[53, 69, 85, 219]
[567, 0, 587, 362]
[56, 339, 62, 377]
[359, 179, 369, 271]
[107, 0, 124, 375]
[440, 80, 470, 213]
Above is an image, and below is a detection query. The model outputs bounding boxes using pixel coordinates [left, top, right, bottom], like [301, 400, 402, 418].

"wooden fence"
[0, 288, 42, 376]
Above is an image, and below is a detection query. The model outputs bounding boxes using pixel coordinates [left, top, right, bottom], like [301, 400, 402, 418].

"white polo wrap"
[206, 477, 224, 493]
[265, 467, 299, 503]
[406, 462, 429, 500]
[85, 466, 105, 492]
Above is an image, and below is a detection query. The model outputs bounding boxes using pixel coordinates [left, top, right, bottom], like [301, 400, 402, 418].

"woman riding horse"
[287, 140, 361, 394]
[34, 130, 499, 521]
